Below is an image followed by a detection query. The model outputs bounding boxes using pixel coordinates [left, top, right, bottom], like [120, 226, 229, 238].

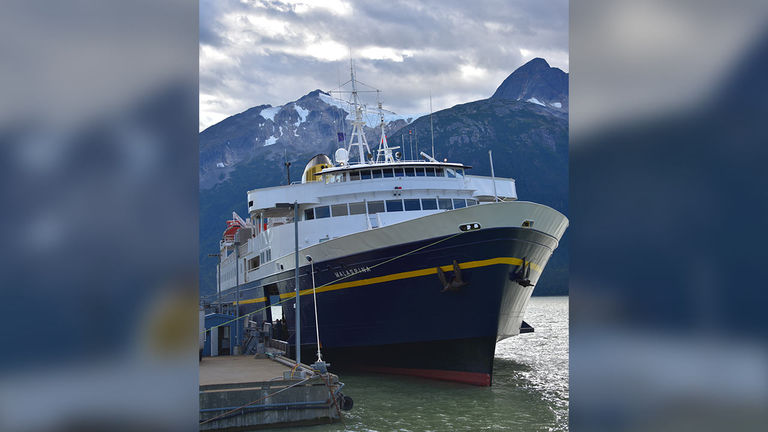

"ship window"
[249, 200, 254, 207]
[394, 168, 405, 177]
[386, 199, 403, 212]
[435, 168, 444, 177]
[453, 199, 467, 209]
[425, 167, 436, 177]
[331, 203, 348, 217]
[446, 169, 457, 178]
[421, 198, 438, 210]
[404, 199, 421, 211]
[438, 198, 453, 210]
[350, 170, 361, 181]
[367, 200, 385, 214]
[361, 170, 372, 180]
[315, 206, 331, 219]
[327, 173, 345, 183]
[372, 169, 383, 179]
[415, 168, 426, 176]
[349, 201, 366, 215]
[304, 208, 314, 220]
[467, 199, 478, 206]
[248, 256, 260, 271]
[382, 168, 394, 178]
[405, 167, 416, 176]
[456, 169, 464, 178]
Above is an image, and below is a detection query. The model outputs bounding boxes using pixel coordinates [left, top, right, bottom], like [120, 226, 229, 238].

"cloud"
[199, 0, 568, 131]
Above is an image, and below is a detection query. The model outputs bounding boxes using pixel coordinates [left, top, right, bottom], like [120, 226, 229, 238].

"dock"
[199, 355, 350, 431]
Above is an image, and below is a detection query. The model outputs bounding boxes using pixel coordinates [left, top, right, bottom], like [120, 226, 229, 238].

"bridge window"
[325, 173, 345, 183]
[315, 206, 331, 219]
[453, 199, 466, 209]
[331, 203, 349, 217]
[446, 169, 456, 178]
[304, 208, 314, 220]
[435, 168, 444, 177]
[405, 167, 416, 177]
[394, 167, 405, 177]
[415, 168, 426, 177]
[382, 168, 394, 178]
[386, 199, 403, 212]
[425, 167, 436, 177]
[438, 198, 453, 210]
[467, 199, 478, 206]
[421, 198, 438, 210]
[349, 201, 366, 215]
[372, 169, 383, 179]
[404, 199, 421, 211]
[361, 170, 372, 180]
[367, 200, 385, 214]
[350, 170, 361, 181]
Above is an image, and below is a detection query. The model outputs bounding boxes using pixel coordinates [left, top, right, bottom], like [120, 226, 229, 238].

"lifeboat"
[222, 219, 242, 242]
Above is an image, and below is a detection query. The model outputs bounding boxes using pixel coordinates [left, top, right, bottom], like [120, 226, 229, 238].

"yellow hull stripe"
[235, 256, 538, 305]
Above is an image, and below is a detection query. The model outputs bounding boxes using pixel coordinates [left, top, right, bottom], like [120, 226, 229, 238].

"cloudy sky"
[199, 0, 568, 131]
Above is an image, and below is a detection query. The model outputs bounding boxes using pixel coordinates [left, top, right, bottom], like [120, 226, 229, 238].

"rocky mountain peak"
[491, 58, 568, 111]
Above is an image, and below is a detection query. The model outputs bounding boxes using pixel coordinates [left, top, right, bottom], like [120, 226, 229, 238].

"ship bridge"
[247, 160, 516, 217]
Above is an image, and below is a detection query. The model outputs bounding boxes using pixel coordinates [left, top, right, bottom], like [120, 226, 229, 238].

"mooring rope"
[309, 258, 323, 363]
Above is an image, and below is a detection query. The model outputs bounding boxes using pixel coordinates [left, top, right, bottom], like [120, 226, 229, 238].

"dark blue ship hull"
[234, 226, 558, 385]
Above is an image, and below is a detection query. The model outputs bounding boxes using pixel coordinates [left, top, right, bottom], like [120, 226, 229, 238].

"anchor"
[510, 257, 534, 287]
[437, 260, 468, 292]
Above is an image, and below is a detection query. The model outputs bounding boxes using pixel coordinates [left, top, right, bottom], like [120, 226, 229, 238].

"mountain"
[491, 58, 568, 111]
[199, 90, 417, 190]
[199, 59, 569, 299]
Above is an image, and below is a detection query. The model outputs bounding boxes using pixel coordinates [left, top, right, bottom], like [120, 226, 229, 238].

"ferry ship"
[212, 73, 568, 386]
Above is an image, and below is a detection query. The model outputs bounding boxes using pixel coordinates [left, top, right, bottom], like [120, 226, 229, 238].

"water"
[289, 296, 569, 432]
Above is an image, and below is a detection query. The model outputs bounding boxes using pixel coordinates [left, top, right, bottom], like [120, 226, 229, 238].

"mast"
[374, 90, 399, 163]
[430, 90, 435, 159]
[345, 58, 371, 164]
[409, 129, 413, 161]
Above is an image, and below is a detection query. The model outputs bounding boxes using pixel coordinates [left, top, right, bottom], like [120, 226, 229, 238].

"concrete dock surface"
[200, 355, 289, 386]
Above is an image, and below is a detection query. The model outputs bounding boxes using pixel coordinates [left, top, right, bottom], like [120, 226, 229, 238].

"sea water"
[292, 296, 569, 432]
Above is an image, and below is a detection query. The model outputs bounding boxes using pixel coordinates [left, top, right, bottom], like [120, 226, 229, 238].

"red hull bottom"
[361, 365, 492, 386]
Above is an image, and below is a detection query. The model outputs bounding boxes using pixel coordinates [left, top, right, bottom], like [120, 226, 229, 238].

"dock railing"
[268, 338, 289, 354]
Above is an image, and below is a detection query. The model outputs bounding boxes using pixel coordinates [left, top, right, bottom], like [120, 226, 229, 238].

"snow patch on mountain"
[260, 106, 281, 121]
[295, 104, 309, 123]
[264, 136, 277, 146]
[526, 97, 545, 106]
[318, 93, 349, 111]
[552, 102, 562, 108]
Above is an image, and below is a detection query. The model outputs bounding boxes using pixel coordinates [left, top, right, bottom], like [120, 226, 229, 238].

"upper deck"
[247, 161, 516, 217]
